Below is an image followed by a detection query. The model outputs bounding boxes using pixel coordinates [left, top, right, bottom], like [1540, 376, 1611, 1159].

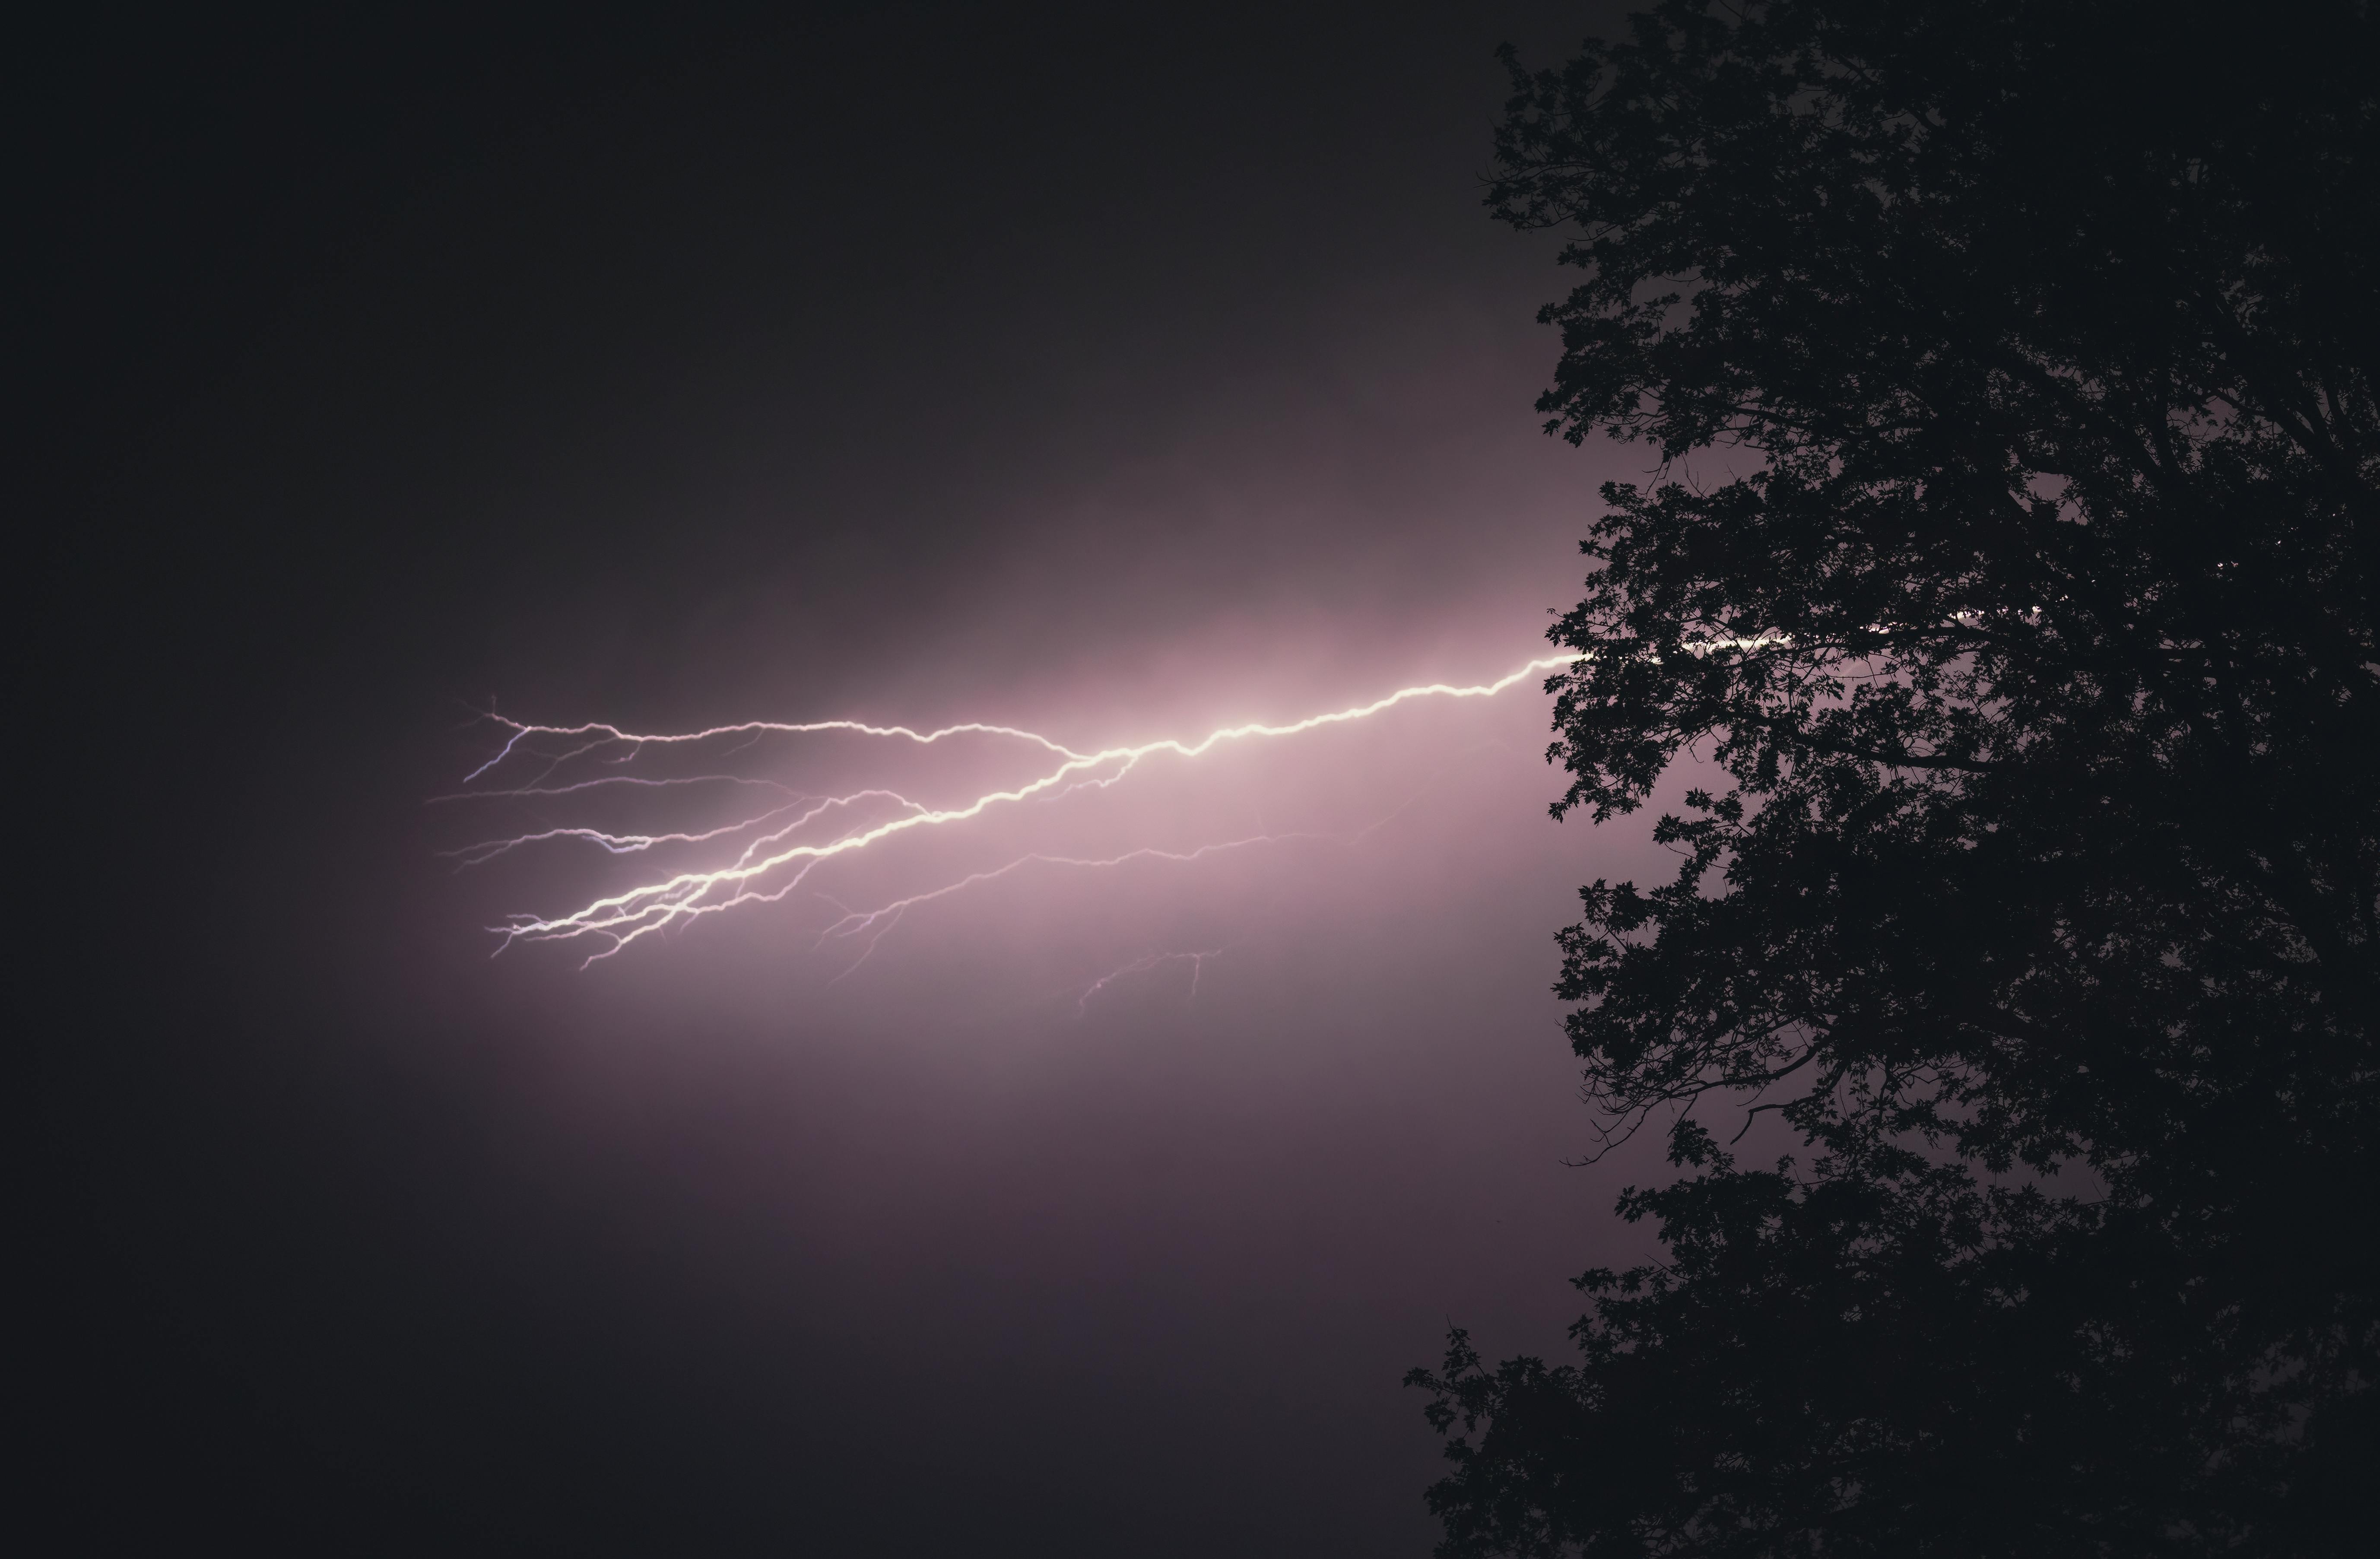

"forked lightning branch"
[441, 653, 1584, 966]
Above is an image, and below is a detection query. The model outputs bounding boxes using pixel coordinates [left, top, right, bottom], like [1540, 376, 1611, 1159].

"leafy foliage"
[1411, 3, 2380, 1553]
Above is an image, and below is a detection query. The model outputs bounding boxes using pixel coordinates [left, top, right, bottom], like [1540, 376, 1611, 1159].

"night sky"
[30, 6, 1686, 1552]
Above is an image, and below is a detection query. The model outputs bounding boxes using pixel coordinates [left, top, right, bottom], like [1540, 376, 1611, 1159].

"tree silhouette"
[1411, 3, 2378, 1553]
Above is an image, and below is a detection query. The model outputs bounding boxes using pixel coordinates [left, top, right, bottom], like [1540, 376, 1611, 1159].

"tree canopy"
[1411, 2, 2380, 1553]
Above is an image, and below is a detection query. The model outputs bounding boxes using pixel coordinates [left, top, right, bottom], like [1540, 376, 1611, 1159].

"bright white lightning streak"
[463, 716, 1084, 784]
[462, 652, 1585, 964]
[440, 790, 924, 867]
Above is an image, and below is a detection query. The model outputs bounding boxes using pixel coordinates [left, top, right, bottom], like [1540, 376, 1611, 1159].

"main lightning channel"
[460, 652, 1584, 963]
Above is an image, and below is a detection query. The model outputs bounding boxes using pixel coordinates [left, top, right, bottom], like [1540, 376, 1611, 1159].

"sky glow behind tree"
[32, 4, 1676, 1553]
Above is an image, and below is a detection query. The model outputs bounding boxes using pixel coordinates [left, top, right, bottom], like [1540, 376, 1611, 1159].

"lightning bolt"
[445, 652, 1586, 966]
[1073, 948, 1229, 1015]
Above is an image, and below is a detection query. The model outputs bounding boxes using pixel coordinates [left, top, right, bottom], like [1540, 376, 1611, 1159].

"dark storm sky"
[32, 6, 1674, 1554]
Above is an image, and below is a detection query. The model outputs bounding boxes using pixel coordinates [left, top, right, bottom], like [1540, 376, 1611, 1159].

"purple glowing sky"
[57, 5, 1687, 1552]
[383, 343, 1681, 1546]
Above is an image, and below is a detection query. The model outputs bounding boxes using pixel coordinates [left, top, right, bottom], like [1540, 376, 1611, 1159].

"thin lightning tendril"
[1073, 948, 1229, 1015]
